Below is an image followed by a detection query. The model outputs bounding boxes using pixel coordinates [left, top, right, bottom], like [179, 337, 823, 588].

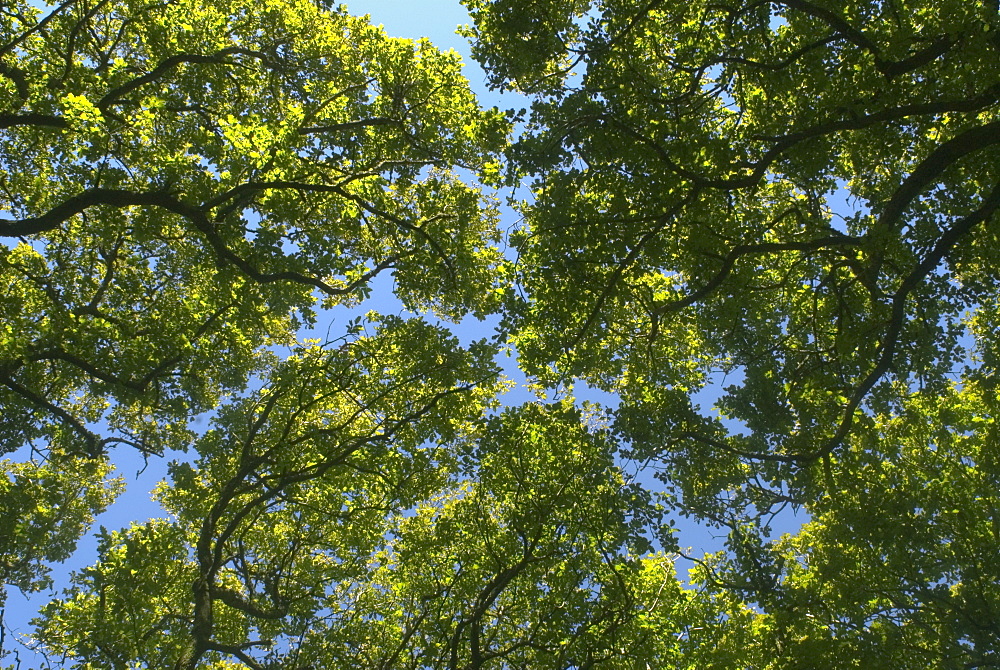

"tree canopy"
[2, 0, 999, 667]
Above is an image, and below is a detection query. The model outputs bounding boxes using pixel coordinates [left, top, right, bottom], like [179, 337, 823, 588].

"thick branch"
[0, 112, 69, 129]
[775, 0, 880, 54]
[778, 0, 957, 79]
[211, 585, 288, 620]
[681, 181, 1000, 466]
[96, 47, 275, 113]
[652, 234, 863, 316]
[0, 188, 190, 237]
[203, 643, 267, 670]
[0, 61, 29, 100]
[611, 84, 1000, 193]
[878, 34, 955, 79]
[28, 347, 145, 392]
[809, 178, 1000, 461]
[872, 120, 1000, 240]
[450, 553, 538, 670]
[0, 187, 360, 296]
[0, 371, 100, 457]
[206, 179, 457, 285]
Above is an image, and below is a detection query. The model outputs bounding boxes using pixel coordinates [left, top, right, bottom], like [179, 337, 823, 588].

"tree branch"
[0, 188, 190, 237]
[0, 112, 67, 130]
[96, 47, 277, 113]
[867, 119, 1000, 280]
[0, 370, 101, 457]
[808, 177, 1000, 461]
[651, 234, 863, 316]
[0, 0, 77, 59]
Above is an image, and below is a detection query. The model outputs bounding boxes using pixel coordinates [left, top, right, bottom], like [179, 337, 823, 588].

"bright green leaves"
[459, 0, 1000, 666]
[9, 0, 1000, 667]
[58, 93, 103, 132]
[697, 379, 1000, 668]
[237, 401, 669, 668]
[474, 0, 1000, 499]
[32, 397, 680, 668]
[33, 520, 193, 670]
[2, 1, 514, 662]
[32, 314, 505, 668]
[477, 0, 1000, 421]
[461, 0, 593, 93]
[0, 0, 510, 461]
[0, 456, 122, 605]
